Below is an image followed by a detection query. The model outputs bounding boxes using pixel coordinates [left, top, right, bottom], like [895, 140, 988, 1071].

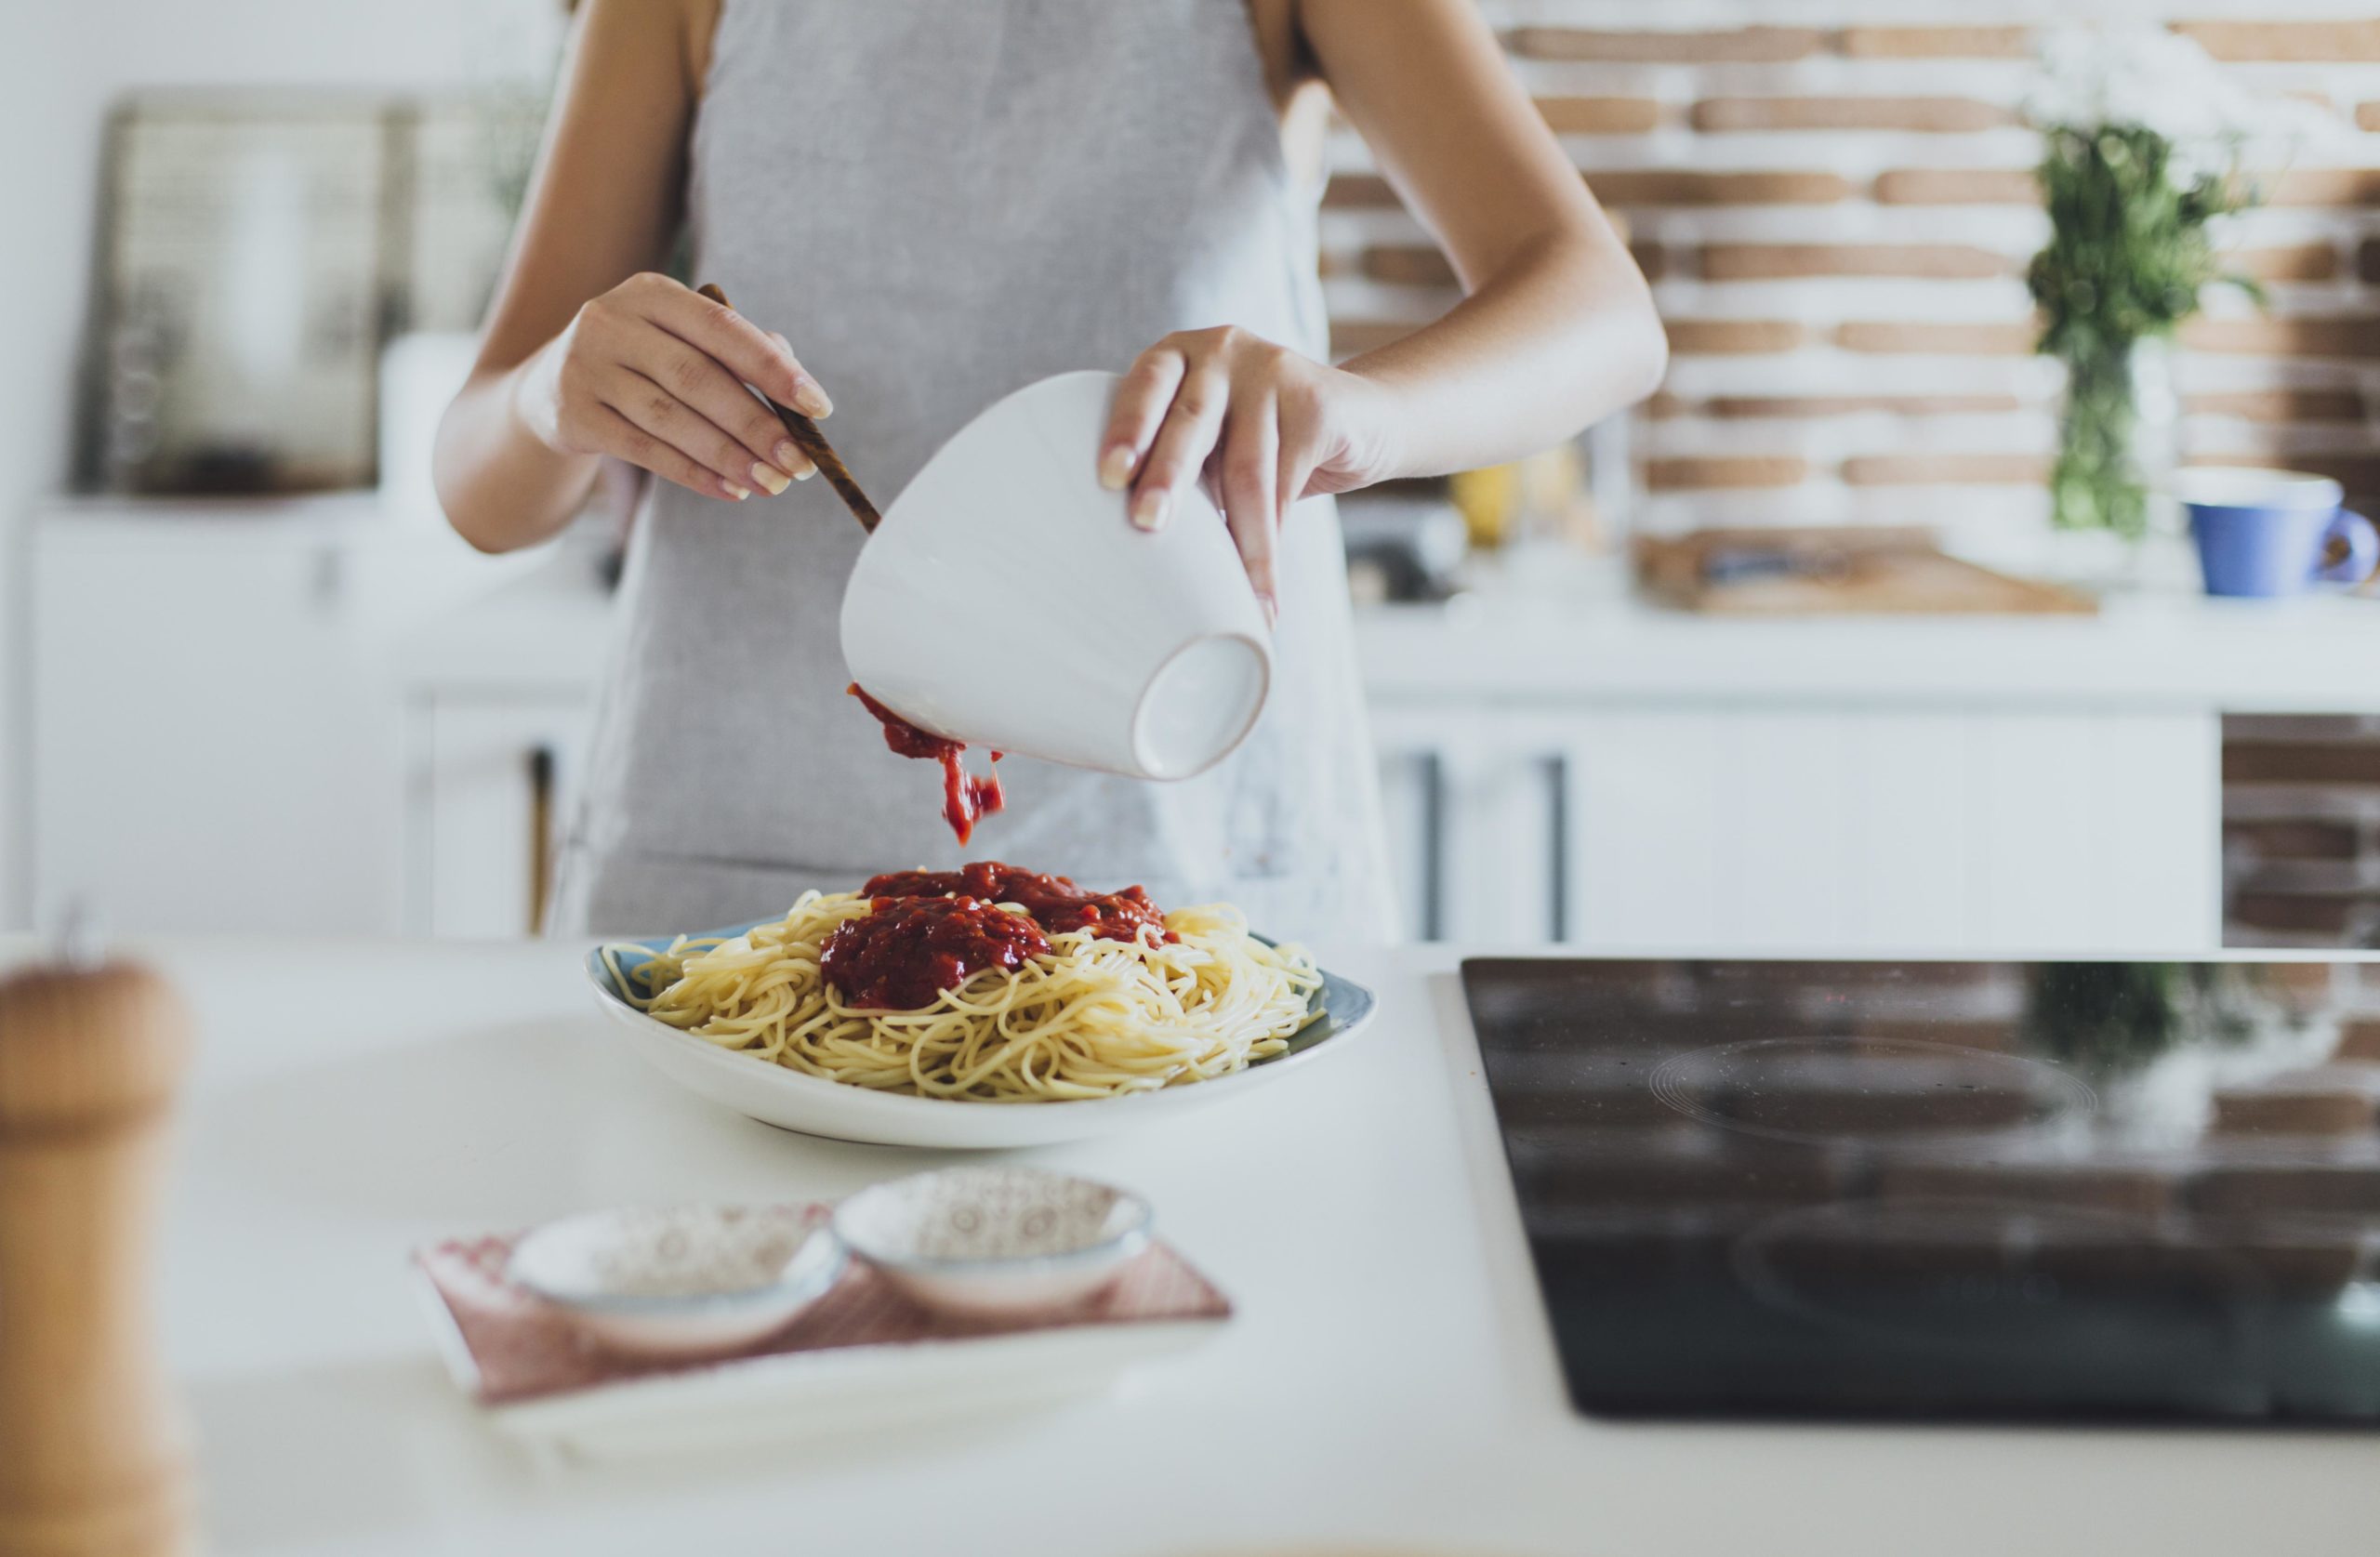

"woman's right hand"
[512, 272, 832, 502]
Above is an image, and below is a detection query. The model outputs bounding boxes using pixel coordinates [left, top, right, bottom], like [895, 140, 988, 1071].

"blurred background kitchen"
[10, 0, 2380, 954]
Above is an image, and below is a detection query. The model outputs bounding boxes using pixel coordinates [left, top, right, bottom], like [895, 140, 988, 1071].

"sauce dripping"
[819, 895, 1051, 1009]
[847, 684, 1005, 845]
[862, 862, 1173, 943]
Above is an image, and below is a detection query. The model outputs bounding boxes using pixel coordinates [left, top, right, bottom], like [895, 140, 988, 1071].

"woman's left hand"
[1099, 327, 1400, 621]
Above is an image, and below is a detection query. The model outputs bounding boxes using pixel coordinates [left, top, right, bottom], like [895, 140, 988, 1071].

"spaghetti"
[603, 868, 1322, 1103]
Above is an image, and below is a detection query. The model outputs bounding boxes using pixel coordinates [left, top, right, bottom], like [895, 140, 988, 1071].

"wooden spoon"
[696, 283, 879, 534]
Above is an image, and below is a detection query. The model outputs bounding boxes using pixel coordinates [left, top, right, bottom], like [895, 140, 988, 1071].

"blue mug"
[2177, 468, 2380, 599]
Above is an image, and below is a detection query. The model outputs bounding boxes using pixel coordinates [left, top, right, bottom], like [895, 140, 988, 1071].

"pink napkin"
[415, 1206, 1231, 1406]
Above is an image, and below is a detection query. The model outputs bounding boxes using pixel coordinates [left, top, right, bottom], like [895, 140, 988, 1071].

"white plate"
[586, 919, 1379, 1149]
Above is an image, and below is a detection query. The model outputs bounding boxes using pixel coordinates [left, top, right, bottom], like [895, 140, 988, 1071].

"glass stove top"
[1463, 957, 2380, 1423]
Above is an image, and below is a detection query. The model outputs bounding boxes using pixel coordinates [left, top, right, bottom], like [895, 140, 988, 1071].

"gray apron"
[550, 0, 1394, 943]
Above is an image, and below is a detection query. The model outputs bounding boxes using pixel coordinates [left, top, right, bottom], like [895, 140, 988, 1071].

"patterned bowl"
[507, 1204, 845, 1358]
[831, 1167, 1153, 1319]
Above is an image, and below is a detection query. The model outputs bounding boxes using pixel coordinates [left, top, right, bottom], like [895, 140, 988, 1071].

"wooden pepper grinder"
[0, 947, 194, 1557]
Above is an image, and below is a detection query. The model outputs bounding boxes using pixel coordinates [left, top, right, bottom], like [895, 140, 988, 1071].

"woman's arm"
[1306, 0, 1666, 470]
[432, 0, 826, 553]
[1102, 0, 1663, 613]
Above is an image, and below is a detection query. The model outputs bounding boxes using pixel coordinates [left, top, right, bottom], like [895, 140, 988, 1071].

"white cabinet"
[407, 695, 589, 937]
[28, 501, 405, 934]
[23, 496, 562, 937]
[1373, 706, 2224, 953]
[1349, 566, 2380, 955]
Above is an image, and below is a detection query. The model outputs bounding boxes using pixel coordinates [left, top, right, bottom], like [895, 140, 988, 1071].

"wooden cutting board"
[1634, 528, 2097, 616]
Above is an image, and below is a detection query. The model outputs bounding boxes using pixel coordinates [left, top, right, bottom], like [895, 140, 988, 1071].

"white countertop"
[391, 544, 2380, 712]
[1361, 580, 2380, 710]
[83, 936, 2380, 1556]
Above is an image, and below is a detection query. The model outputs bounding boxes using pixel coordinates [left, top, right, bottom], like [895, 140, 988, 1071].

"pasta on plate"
[603, 867, 1322, 1104]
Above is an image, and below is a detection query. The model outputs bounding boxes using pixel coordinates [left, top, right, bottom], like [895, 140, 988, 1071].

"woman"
[435, 0, 1664, 942]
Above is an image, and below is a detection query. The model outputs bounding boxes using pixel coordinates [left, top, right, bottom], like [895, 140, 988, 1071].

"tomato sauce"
[819, 894, 1051, 1009]
[862, 862, 1173, 943]
[847, 684, 1004, 845]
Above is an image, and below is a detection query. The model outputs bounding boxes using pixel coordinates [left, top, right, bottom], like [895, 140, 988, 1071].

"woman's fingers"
[1101, 348, 1187, 492]
[538, 272, 833, 500]
[767, 335, 819, 480]
[575, 401, 747, 500]
[648, 277, 832, 419]
[627, 333, 806, 494]
[1130, 358, 1231, 531]
[1275, 382, 1325, 527]
[603, 366, 770, 500]
[1219, 396, 1281, 618]
[1276, 442, 1316, 530]
[1109, 325, 1333, 623]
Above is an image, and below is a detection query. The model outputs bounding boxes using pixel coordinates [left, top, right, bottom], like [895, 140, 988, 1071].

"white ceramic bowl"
[832, 1167, 1153, 1319]
[588, 924, 1379, 1149]
[508, 1205, 845, 1358]
[840, 370, 1272, 780]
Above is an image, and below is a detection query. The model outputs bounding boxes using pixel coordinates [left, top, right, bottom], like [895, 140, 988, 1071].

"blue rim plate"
[584, 919, 1379, 1149]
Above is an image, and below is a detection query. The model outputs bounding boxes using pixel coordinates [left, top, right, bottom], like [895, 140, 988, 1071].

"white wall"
[0, 0, 562, 929]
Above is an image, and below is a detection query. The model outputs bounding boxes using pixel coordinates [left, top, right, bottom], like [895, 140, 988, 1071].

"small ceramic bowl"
[831, 1166, 1153, 1320]
[507, 1204, 845, 1358]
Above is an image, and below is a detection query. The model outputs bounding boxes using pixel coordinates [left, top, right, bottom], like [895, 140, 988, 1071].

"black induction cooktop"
[1463, 957, 2380, 1424]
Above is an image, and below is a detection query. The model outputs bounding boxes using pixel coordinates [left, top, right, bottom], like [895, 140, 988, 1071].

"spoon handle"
[697, 283, 880, 534]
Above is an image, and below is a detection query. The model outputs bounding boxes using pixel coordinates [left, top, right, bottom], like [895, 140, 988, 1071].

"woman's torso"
[555, 0, 1390, 941]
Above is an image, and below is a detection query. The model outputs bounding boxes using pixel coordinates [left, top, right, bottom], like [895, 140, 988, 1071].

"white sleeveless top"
[550, 0, 1394, 943]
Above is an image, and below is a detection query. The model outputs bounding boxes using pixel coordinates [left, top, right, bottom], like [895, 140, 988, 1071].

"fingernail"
[774, 440, 803, 469]
[794, 382, 833, 418]
[1130, 489, 1170, 531]
[1098, 445, 1134, 491]
[794, 464, 816, 481]
[1259, 591, 1279, 628]
[751, 462, 791, 496]
[722, 480, 751, 501]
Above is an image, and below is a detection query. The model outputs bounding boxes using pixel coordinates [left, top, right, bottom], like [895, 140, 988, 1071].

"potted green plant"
[2025, 29, 2271, 539]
